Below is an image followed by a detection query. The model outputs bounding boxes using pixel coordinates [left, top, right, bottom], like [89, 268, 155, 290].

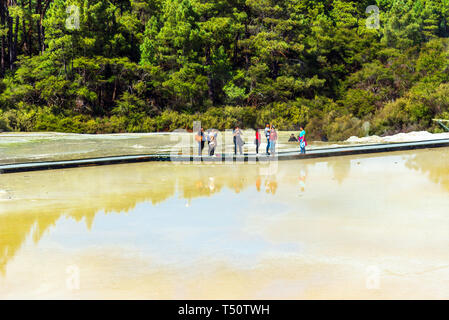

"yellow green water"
[0, 148, 448, 299]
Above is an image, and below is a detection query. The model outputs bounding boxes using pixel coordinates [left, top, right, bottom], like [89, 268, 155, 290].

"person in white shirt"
[264, 123, 271, 155]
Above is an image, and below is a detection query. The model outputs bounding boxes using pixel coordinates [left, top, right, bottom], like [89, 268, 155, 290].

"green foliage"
[341, 89, 376, 118]
[1, 0, 449, 141]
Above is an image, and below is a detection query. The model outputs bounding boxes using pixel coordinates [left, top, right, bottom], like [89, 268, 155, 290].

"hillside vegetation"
[1, 0, 449, 140]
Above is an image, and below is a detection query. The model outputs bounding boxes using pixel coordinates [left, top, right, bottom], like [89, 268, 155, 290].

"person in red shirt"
[255, 128, 261, 154]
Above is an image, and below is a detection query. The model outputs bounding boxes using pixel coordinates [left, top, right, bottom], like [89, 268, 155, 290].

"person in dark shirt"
[233, 126, 244, 155]
[288, 134, 298, 142]
[196, 127, 205, 155]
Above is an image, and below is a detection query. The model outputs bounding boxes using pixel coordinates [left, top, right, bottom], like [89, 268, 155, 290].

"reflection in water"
[405, 148, 449, 192]
[327, 157, 351, 184]
[299, 169, 307, 194]
[0, 148, 449, 299]
[0, 162, 281, 275]
[264, 176, 278, 195]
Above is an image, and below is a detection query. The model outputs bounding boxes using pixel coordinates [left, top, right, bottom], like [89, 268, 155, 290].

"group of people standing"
[286, 127, 307, 154]
[244, 123, 307, 156]
[196, 125, 306, 156]
[259, 123, 278, 155]
[196, 128, 218, 156]
[235, 124, 278, 156]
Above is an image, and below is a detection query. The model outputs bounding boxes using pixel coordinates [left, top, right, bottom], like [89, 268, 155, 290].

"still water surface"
[0, 148, 448, 299]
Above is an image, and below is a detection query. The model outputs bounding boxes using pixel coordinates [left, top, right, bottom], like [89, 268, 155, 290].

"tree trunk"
[28, 0, 32, 55]
[40, 23, 45, 52]
[13, 15, 18, 65]
[244, 20, 249, 69]
[233, 32, 239, 64]
[112, 79, 117, 101]
[22, 15, 28, 55]
[8, 15, 13, 70]
[0, 0, 5, 76]
[205, 45, 215, 104]
[36, 0, 42, 53]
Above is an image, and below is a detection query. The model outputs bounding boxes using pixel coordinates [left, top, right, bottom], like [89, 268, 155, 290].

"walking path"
[1, 138, 449, 174]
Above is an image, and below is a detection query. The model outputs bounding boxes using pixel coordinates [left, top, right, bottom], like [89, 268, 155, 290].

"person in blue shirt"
[298, 126, 307, 154]
[264, 123, 271, 155]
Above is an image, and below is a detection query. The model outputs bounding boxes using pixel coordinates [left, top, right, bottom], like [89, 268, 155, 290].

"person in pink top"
[254, 128, 261, 154]
[269, 125, 278, 155]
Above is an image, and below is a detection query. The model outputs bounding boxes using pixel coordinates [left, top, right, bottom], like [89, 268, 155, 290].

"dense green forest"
[0, 0, 449, 140]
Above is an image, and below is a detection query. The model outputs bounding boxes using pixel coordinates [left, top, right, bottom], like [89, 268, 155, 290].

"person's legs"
[256, 141, 259, 154]
[266, 138, 270, 154]
[300, 141, 306, 154]
[238, 144, 242, 155]
[270, 141, 276, 154]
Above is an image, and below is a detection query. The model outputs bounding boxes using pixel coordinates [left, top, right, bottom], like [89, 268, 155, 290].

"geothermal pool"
[0, 147, 448, 299]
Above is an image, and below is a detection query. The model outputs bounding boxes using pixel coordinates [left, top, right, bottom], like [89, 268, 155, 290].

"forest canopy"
[1, 0, 449, 140]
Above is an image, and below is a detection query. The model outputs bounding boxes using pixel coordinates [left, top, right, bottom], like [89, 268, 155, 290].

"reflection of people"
[264, 177, 278, 194]
[269, 125, 278, 155]
[208, 177, 215, 191]
[232, 178, 244, 193]
[233, 126, 244, 155]
[298, 126, 307, 154]
[299, 169, 306, 193]
[288, 134, 297, 142]
[270, 179, 278, 194]
[264, 123, 271, 155]
[255, 128, 261, 154]
[256, 176, 261, 191]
